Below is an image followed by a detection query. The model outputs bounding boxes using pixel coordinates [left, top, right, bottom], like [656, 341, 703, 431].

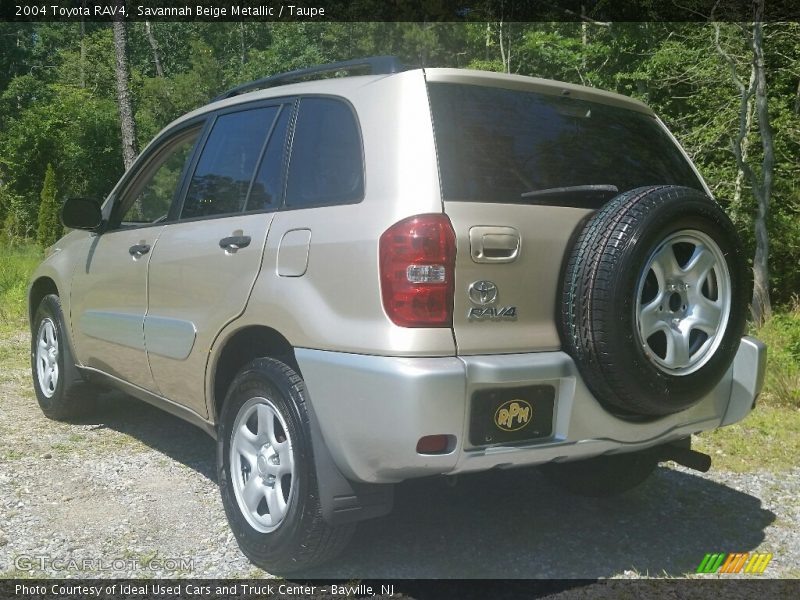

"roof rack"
[212, 56, 405, 102]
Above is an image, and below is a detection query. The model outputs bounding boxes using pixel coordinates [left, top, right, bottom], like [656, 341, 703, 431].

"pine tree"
[36, 164, 62, 248]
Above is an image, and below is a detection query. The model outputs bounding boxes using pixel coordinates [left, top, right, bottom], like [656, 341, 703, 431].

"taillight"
[379, 214, 457, 327]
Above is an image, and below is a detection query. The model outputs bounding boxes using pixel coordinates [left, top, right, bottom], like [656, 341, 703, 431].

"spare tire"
[560, 185, 747, 417]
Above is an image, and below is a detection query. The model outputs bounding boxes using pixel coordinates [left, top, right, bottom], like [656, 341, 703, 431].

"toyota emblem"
[468, 280, 498, 305]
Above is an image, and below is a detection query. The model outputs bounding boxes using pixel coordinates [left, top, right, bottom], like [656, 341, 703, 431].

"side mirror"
[61, 197, 103, 232]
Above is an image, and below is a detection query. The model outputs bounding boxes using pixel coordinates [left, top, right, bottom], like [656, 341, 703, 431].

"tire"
[560, 185, 747, 417]
[30, 294, 96, 420]
[217, 357, 354, 573]
[540, 451, 658, 497]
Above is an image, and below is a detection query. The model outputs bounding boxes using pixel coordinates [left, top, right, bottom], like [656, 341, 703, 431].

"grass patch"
[752, 301, 800, 408]
[48, 442, 74, 456]
[0, 332, 28, 371]
[1, 449, 23, 461]
[0, 238, 41, 332]
[695, 404, 800, 472]
[693, 305, 800, 473]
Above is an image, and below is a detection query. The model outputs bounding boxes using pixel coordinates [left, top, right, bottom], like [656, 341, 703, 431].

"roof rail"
[212, 56, 405, 102]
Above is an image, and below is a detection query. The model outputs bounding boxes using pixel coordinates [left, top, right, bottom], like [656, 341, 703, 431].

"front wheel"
[217, 357, 354, 573]
[30, 294, 96, 420]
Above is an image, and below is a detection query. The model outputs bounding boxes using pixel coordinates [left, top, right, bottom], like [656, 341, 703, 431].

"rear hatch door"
[425, 73, 706, 355]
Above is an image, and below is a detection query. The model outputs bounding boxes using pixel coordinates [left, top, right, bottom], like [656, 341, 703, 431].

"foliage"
[36, 164, 62, 248]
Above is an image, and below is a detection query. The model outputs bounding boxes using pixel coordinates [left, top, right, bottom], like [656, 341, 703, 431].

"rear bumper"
[296, 336, 766, 484]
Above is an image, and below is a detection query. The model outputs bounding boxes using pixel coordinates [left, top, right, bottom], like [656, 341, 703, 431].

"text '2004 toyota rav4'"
[29, 57, 766, 572]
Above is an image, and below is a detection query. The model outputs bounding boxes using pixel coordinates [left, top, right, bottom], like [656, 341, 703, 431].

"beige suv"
[28, 57, 766, 572]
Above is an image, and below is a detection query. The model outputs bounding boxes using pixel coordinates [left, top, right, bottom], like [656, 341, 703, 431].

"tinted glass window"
[120, 128, 200, 226]
[246, 106, 291, 212]
[285, 98, 363, 208]
[181, 107, 276, 219]
[428, 83, 702, 204]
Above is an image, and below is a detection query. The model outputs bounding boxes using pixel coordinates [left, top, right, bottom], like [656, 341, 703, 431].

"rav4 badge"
[467, 280, 517, 320]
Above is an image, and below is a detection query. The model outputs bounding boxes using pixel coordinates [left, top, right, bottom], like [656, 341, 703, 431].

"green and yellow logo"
[696, 552, 773, 574]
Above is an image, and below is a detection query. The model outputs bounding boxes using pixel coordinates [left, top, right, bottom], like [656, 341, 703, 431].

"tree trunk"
[750, 17, 773, 324]
[144, 20, 164, 78]
[794, 77, 800, 115]
[79, 1, 86, 88]
[239, 22, 246, 68]
[498, 20, 511, 73]
[714, 16, 773, 325]
[581, 5, 588, 69]
[732, 66, 756, 209]
[113, 14, 138, 171]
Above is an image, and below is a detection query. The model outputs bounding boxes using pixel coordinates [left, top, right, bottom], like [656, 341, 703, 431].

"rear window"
[427, 82, 702, 205]
[181, 107, 276, 219]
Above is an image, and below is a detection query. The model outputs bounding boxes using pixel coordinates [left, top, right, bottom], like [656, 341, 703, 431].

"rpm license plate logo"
[494, 400, 532, 431]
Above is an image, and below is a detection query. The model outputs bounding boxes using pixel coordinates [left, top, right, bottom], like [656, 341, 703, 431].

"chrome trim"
[468, 280, 498, 305]
[468, 226, 520, 264]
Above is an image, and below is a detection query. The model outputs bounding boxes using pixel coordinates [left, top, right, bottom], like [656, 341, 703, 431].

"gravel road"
[1, 330, 798, 580]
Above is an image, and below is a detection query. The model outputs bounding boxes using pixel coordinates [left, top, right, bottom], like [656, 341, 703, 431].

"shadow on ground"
[82, 391, 775, 579]
[76, 390, 218, 481]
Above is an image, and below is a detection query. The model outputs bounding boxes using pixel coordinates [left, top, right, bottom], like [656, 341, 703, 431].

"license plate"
[469, 385, 555, 447]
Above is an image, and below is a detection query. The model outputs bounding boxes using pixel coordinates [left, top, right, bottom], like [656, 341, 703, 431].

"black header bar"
[2, 0, 799, 23]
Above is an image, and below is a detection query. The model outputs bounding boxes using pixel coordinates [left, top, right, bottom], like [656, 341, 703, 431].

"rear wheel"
[217, 357, 354, 573]
[31, 294, 96, 420]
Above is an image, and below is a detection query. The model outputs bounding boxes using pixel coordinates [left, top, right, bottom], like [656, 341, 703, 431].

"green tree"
[36, 163, 61, 248]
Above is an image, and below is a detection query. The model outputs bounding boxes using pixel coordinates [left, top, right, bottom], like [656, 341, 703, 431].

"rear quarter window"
[285, 97, 364, 208]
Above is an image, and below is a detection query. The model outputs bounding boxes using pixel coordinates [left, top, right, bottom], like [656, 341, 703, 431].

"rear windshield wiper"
[521, 184, 619, 200]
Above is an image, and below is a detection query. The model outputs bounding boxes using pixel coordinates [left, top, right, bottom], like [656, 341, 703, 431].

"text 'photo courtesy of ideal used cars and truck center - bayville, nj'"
[1, 2, 800, 598]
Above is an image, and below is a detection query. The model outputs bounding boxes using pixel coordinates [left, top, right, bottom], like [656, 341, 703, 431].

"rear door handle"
[469, 227, 520, 263]
[219, 235, 251, 251]
[128, 244, 151, 257]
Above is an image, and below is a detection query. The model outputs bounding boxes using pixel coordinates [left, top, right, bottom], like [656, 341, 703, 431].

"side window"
[285, 98, 364, 208]
[246, 106, 291, 212]
[118, 127, 200, 226]
[181, 107, 277, 220]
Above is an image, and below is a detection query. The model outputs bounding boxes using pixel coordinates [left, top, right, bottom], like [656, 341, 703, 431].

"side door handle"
[129, 243, 151, 257]
[219, 235, 252, 251]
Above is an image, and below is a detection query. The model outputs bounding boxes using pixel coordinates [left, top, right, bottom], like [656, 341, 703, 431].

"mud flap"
[305, 396, 393, 525]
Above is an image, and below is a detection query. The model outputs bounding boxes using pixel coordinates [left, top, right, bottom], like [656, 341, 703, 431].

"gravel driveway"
[1, 331, 798, 580]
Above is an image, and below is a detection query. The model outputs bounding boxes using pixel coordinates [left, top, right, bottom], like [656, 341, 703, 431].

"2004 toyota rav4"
[28, 57, 766, 571]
